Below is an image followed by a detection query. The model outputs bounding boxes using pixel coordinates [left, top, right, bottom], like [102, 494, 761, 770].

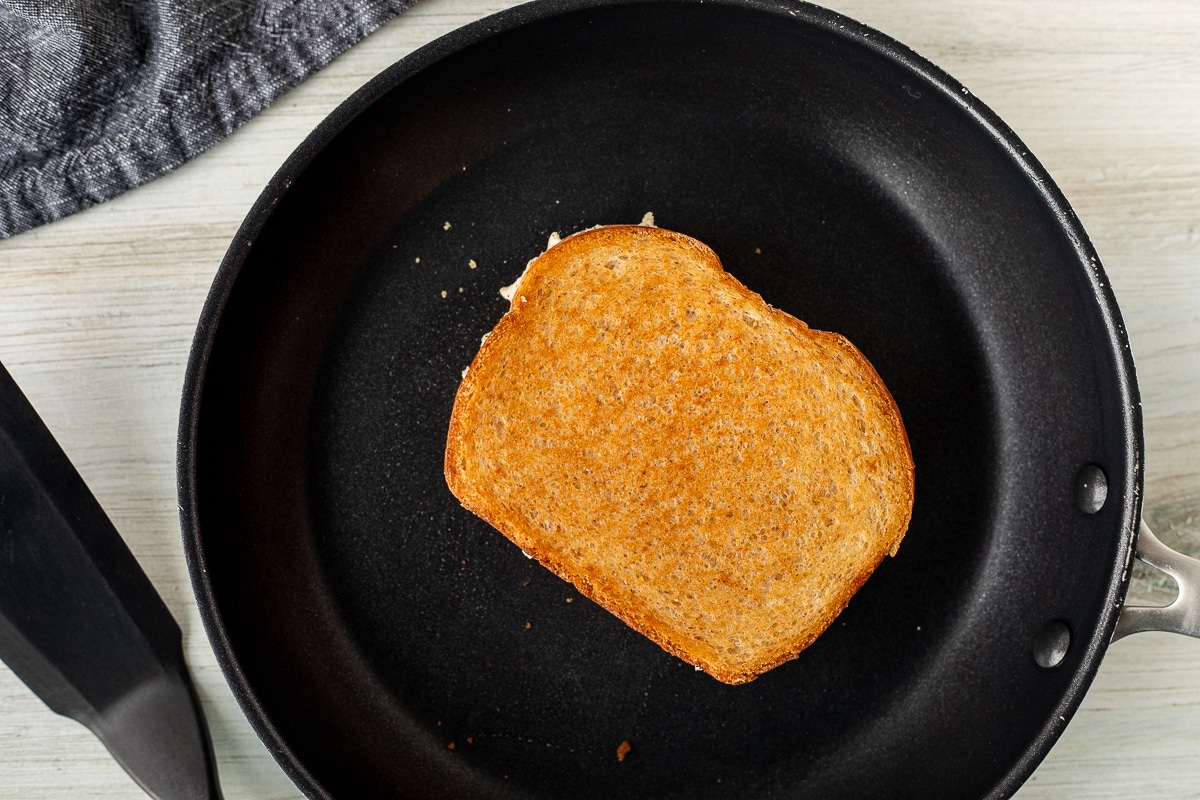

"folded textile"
[0, 0, 417, 239]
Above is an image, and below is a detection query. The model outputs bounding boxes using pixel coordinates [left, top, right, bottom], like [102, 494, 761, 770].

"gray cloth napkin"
[0, 0, 416, 239]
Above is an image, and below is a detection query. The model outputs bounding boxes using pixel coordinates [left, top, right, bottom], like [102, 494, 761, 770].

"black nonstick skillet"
[178, 1, 1198, 798]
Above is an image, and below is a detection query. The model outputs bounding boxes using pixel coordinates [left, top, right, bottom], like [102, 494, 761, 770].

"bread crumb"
[447, 742, 456, 750]
[414, 257, 420, 263]
[525, 621, 532, 629]
[443, 221, 452, 230]
[459, 287, 464, 293]
[755, 247, 762, 254]
[639, 211, 655, 227]
[441, 290, 448, 298]
[566, 597, 574, 603]
[469, 259, 477, 269]
[616, 741, 632, 761]
[520, 295, 527, 303]
[467, 737, 474, 744]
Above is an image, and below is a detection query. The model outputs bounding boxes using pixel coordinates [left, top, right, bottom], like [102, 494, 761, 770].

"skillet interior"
[180, 1, 1141, 798]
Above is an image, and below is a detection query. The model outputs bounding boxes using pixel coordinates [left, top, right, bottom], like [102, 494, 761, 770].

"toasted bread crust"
[446, 225, 914, 684]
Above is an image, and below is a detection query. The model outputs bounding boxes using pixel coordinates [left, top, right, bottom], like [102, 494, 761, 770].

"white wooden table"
[1, 0, 1198, 797]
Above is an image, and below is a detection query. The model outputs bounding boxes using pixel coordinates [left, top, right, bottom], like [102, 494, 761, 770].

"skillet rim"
[176, 0, 1144, 797]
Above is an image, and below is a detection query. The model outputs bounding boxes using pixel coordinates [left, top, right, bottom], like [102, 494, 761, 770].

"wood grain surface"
[1, 0, 1198, 797]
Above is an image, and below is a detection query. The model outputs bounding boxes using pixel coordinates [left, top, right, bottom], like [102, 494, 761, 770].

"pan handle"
[1113, 520, 1200, 640]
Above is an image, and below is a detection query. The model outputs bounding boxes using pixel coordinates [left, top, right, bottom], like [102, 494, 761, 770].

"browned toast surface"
[445, 225, 914, 684]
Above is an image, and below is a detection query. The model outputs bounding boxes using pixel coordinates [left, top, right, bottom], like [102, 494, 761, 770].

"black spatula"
[0, 360, 222, 800]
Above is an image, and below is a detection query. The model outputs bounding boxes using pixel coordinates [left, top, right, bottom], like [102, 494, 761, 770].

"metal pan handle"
[1113, 520, 1200, 640]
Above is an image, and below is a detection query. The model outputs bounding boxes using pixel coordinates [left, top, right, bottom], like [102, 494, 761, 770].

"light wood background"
[1, 0, 1198, 797]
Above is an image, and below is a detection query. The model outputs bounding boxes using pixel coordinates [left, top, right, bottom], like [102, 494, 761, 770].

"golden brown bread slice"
[445, 224, 914, 684]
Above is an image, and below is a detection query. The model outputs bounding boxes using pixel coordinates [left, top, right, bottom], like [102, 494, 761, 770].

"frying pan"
[177, 0, 1198, 797]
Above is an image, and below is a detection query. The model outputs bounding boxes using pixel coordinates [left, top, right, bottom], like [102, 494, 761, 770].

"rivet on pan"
[1032, 620, 1071, 669]
[1074, 464, 1108, 514]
